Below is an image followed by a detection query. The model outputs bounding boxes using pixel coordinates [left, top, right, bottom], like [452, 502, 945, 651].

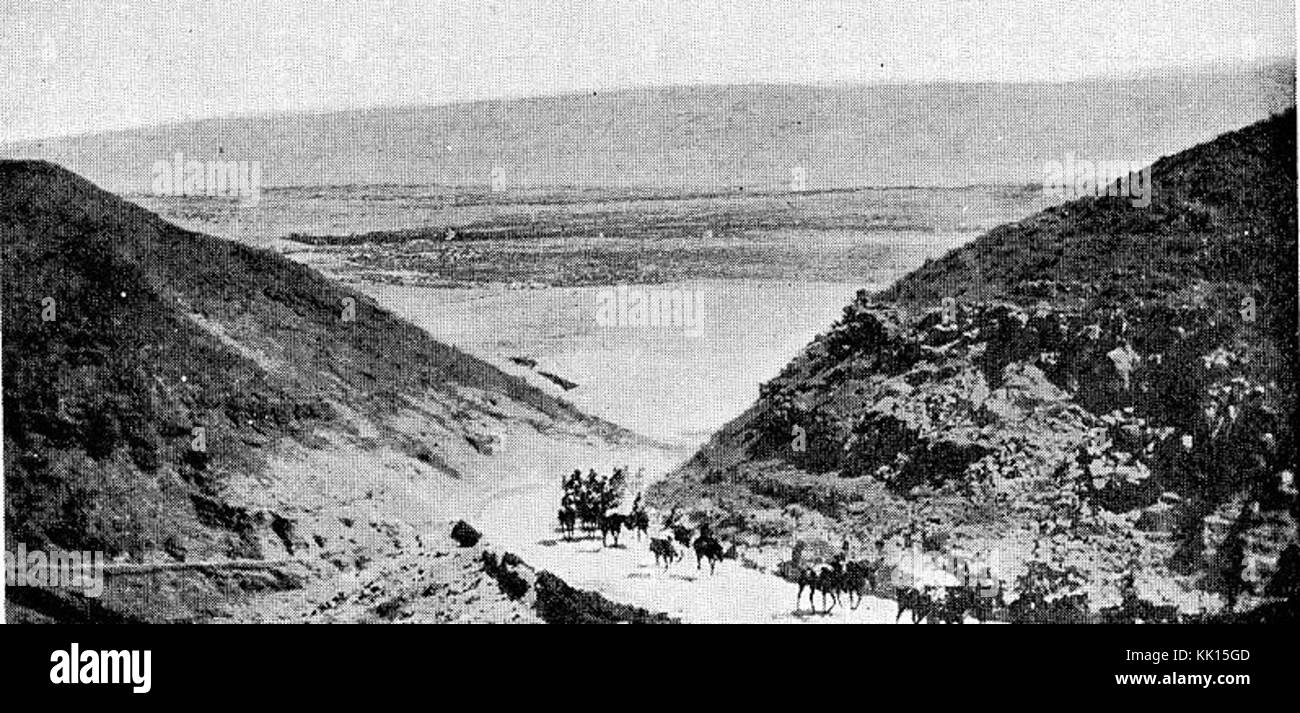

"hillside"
[652, 110, 1299, 621]
[3, 61, 1292, 193]
[0, 160, 613, 621]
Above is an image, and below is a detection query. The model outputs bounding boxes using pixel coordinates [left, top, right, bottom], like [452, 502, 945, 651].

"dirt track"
[472, 434, 910, 624]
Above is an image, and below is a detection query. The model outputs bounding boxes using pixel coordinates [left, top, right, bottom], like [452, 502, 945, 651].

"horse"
[578, 510, 601, 538]
[894, 586, 938, 624]
[628, 509, 650, 541]
[839, 559, 881, 610]
[670, 524, 693, 551]
[933, 586, 977, 624]
[785, 538, 842, 614]
[649, 537, 678, 569]
[693, 535, 726, 575]
[600, 513, 628, 547]
[557, 507, 577, 540]
[794, 561, 844, 614]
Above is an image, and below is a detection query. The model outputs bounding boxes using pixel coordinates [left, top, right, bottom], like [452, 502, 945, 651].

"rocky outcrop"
[656, 111, 1298, 618]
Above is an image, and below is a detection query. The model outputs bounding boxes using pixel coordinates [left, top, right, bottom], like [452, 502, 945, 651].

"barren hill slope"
[1, 160, 616, 621]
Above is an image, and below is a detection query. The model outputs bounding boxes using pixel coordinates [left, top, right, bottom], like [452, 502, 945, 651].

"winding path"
[474, 473, 907, 624]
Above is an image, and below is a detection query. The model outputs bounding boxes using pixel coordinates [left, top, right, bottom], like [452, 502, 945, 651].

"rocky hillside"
[654, 110, 1298, 621]
[1, 161, 608, 621]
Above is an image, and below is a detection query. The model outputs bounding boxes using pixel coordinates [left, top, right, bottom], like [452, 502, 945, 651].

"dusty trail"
[334, 277, 918, 622]
[472, 438, 906, 624]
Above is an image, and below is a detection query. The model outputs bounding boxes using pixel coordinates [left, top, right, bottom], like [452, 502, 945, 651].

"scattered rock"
[465, 433, 496, 455]
[538, 370, 579, 391]
[450, 520, 482, 547]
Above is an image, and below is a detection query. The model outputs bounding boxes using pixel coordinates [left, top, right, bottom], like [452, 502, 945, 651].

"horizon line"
[4, 54, 1293, 146]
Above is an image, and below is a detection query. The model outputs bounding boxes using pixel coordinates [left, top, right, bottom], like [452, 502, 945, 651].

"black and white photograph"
[1, 0, 1296, 650]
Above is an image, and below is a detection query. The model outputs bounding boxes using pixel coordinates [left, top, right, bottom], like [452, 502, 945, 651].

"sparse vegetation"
[1, 160, 598, 621]
[654, 110, 1299, 619]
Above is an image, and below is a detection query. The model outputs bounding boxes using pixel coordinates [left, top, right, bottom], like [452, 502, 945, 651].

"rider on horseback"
[662, 505, 681, 529]
[698, 521, 712, 540]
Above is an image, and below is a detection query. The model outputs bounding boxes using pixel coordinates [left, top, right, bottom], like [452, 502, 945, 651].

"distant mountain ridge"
[3, 61, 1292, 194]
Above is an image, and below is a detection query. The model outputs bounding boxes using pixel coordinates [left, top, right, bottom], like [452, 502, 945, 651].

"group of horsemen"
[556, 468, 728, 570]
[556, 469, 998, 616]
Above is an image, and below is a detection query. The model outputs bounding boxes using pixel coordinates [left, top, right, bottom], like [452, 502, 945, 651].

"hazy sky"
[2, 0, 1294, 142]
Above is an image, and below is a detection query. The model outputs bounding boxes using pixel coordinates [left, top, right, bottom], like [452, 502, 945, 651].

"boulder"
[450, 520, 482, 547]
[981, 363, 1067, 423]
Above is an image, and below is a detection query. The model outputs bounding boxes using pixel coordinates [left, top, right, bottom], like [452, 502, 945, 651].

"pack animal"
[894, 586, 938, 624]
[600, 513, 628, 547]
[649, 537, 678, 569]
[693, 535, 726, 575]
[557, 507, 577, 540]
